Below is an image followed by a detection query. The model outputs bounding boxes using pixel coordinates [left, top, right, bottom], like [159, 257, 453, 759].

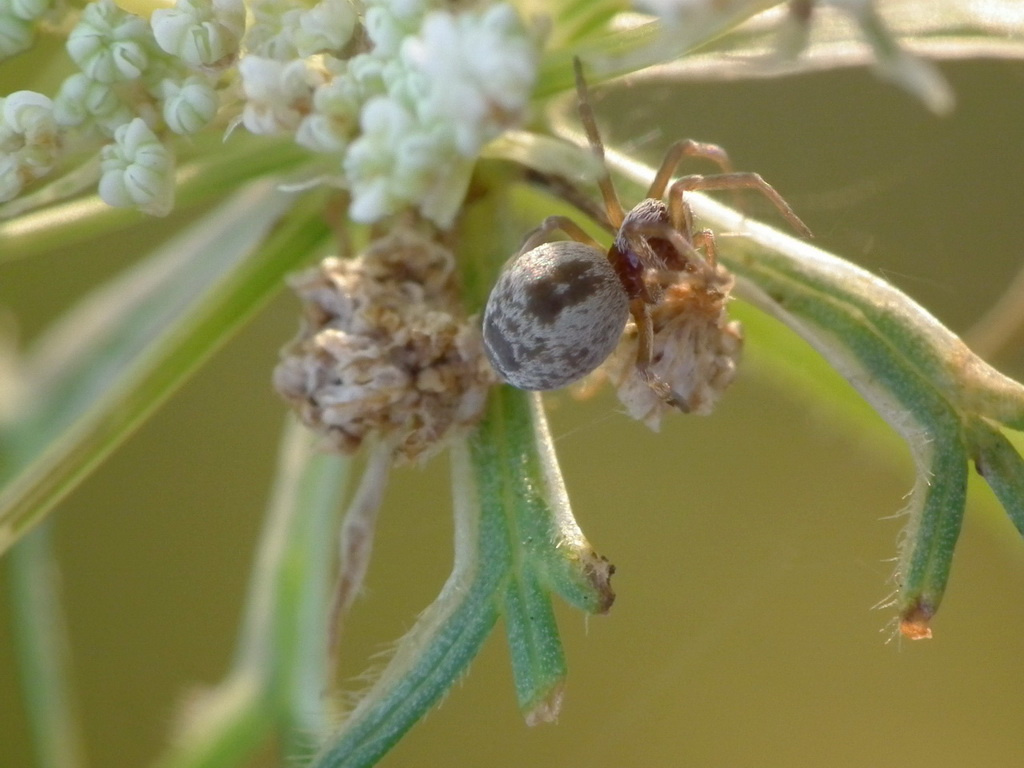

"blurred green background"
[3, 56, 1024, 767]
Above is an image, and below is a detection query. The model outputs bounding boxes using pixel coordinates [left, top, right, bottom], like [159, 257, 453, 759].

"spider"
[482, 58, 811, 412]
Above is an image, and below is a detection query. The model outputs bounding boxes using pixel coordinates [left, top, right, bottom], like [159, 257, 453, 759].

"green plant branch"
[538, 0, 782, 96]
[0, 135, 310, 264]
[8, 522, 85, 768]
[968, 418, 1024, 537]
[311, 387, 613, 767]
[597, 145, 1024, 635]
[0, 184, 333, 556]
[151, 418, 349, 768]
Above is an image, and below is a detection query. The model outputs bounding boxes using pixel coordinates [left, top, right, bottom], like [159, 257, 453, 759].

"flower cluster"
[0, 0, 539, 225]
[273, 227, 495, 463]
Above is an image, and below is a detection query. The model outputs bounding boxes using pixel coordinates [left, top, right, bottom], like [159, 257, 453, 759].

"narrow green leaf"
[895, 413, 968, 639]
[597, 147, 1020, 636]
[149, 675, 273, 768]
[484, 390, 580, 723]
[502, 572, 566, 723]
[537, 0, 781, 96]
[8, 522, 85, 768]
[0, 184, 332, 555]
[968, 418, 1024, 538]
[310, 430, 500, 768]
[0, 135, 310, 264]
[482, 388, 613, 720]
[240, 417, 349, 751]
[311, 384, 616, 766]
[151, 418, 350, 768]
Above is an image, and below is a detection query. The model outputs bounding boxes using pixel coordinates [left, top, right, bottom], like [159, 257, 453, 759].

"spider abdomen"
[482, 241, 629, 391]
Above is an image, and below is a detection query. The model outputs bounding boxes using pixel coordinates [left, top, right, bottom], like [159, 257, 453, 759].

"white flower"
[66, 0, 153, 83]
[161, 74, 218, 133]
[344, 94, 469, 226]
[293, 0, 357, 57]
[0, 153, 20, 199]
[0, 13, 33, 59]
[244, 0, 301, 60]
[53, 72, 134, 135]
[239, 55, 324, 135]
[402, 4, 537, 155]
[0, 90, 60, 201]
[344, 96, 422, 222]
[335, 3, 537, 226]
[363, 0, 425, 56]
[295, 71, 360, 153]
[6, 0, 50, 21]
[346, 52, 388, 101]
[150, 0, 244, 67]
[0, 0, 50, 57]
[99, 117, 175, 215]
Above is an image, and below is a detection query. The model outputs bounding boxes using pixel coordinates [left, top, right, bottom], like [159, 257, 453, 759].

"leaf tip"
[900, 601, 935, 641]
[524, 681, 564, 727]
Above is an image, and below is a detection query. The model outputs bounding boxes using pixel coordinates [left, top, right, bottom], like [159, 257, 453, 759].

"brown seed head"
[595, 262, 742, 430]
[274, 229, 495, 463]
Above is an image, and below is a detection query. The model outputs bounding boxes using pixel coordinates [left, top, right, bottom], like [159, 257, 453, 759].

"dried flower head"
[273, 229, 495, 463]
[593, 261, 742, 430]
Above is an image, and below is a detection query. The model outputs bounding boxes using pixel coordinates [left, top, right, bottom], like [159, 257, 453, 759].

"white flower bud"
[8, 0, 50, 21]
[295, 114, 345, 154]
[344, 96, 414, 222]
[0, 90, 59, 201]
[363, 4, 421, 57]
[53, 72, 133, 135]
[239, 55, 323, 135]
[99, 117, 175, 215]
[346, 52, 387, 100]
[161, 74, 217, 133]
[0, 153, 21, 200]
[66, 0, 152, 83]
[345, 95, 463, 224]
[0, 13, 33, 59]
[293, 0, 357, 57]
[2, 89, 55, 138]
[244, 0, 300, 60]
[150, 0, 244, 67]
[295, 72, 359, 153]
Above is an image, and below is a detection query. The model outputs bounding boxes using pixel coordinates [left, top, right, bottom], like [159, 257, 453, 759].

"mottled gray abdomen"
[482, 241, 629, 390]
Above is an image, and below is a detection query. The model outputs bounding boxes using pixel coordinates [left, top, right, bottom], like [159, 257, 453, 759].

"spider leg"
[525, 169, 616, 234]
[518, 214, 602, 256]
[574, 57, 626, 229]
[647, 139, 734, 200]
[669, 173, 813, 237]
[630, 297, 689, 412]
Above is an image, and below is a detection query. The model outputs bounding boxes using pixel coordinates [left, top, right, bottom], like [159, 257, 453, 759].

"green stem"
[0, 135, 310, 264]
[311, 385, 614, 766]
[310, 432, 502, 768]
[151, 418, 349, 768]
[8, 522, 86, 768]
[596, 146, 1022, 634]
[968, 418, 1024, 537]
[0, 187, 332, 555]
